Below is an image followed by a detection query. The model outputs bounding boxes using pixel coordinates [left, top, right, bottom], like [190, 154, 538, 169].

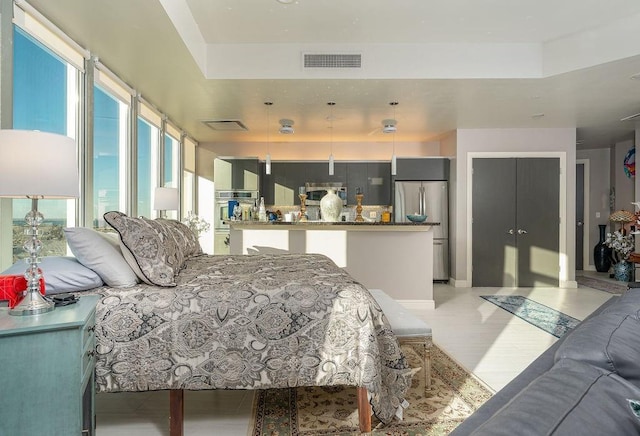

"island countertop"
[228, 221, 439, 231]
[229, 221, 436, 307]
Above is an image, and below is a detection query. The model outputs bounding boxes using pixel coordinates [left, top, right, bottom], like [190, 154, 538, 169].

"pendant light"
[390, 101, 398, 176]
[328, 102, 335, 175]
[264, 101, 273, 175]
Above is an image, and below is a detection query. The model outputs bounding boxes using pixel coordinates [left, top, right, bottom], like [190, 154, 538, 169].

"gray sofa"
[450, 288, 640, 436]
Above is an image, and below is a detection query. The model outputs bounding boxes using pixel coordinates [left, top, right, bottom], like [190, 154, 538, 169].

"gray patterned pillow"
[141, 217, 185, 269]
[103, 211, 180, 287]
[156, 218, 202, 259]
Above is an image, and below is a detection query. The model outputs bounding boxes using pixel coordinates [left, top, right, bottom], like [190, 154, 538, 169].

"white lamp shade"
[0, 130, 79, 198]
[154, 187, 179, 210]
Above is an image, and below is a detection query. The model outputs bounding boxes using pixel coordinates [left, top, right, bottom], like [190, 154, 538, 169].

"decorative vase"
[593, 224, 612, 273]
[613, 260, 633, 282]
[320, 188, 342, 222]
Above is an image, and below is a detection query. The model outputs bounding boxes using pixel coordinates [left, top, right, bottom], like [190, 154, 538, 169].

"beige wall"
[196, 146, 217, 181]
[199, 140, 441, 161]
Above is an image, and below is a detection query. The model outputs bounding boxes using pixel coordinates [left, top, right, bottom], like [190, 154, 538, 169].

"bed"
[55, 212, 414, 434]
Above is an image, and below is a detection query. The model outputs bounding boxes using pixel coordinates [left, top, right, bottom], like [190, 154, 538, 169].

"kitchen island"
[229, 221, 438, 308]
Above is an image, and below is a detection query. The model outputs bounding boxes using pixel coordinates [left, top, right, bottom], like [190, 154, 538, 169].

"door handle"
[507, 229, 514, 234]
[577, 221, 584, 226]
[517, 229, 528, 235]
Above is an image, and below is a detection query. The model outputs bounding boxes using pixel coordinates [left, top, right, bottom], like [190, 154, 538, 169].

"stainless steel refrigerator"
[394, 181, 449, 281]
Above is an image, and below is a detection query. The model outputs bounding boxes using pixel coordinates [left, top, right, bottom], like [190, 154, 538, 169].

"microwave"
[304, 184, 347, 205]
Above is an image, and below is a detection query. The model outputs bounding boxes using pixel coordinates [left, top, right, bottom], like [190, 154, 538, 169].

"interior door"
[516, 158, 560, 286]
[575, 163, 584, 270]
[472, 159, 517, 287]
[472, 157, 560, 287]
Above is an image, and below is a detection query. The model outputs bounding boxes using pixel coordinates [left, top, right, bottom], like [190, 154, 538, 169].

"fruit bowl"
[406, 214, 427, 223]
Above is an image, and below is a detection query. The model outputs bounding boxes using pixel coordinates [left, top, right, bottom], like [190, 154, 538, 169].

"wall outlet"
[596, 212, 600, 218]
[370, 211, 377, 219]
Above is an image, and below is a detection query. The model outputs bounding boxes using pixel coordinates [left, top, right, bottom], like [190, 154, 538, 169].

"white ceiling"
[25, 0, 640, 150]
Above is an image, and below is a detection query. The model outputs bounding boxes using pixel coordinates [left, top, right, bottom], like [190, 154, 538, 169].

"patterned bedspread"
[83, 253, 413, 423]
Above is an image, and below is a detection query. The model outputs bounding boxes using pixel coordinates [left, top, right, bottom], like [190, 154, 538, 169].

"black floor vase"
[593, 224, 612, 272]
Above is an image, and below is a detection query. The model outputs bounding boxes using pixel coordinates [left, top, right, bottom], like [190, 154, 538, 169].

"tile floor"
[95, 279, 615, 435]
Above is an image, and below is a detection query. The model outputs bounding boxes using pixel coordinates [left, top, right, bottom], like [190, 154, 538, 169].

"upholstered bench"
[369, 289, 432, 389]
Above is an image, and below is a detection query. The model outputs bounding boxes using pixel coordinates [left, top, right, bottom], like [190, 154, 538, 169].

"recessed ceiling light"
[630, 73, 640, 80]
[276, 0, 295, 4]
[531, 113, 545, 118]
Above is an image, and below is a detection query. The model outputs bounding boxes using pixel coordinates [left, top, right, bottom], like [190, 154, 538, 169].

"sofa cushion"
[600, 288, 640, 317]
[555, 312, 640, 387]
[103, 211, 181, 287]
[469, 359, 640, 436]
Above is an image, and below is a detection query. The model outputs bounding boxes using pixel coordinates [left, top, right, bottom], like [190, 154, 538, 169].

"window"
[92, 85, 128, 228]
[12, 26, 79, 261]
[164, 131, 180, 188]
[164, 123, 181, 219]
[183, 137, 197, 216]
[4, 3, 197, 268]
[137, 117, 160, 218]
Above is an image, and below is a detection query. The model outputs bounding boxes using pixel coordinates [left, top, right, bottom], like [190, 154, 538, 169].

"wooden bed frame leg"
[357, 387, 372, 433]
[170, 389, 184, 436]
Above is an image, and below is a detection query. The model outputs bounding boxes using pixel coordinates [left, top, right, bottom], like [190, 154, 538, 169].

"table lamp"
[154, 187, 179, 217]
[0, 130, 79, 316]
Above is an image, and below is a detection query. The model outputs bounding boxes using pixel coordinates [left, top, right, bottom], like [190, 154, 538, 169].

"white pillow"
[2, 256, 103, 294]
[64, 227, 138, 287]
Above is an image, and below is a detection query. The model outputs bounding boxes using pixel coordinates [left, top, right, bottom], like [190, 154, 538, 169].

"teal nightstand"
[0, 295, 100, 436]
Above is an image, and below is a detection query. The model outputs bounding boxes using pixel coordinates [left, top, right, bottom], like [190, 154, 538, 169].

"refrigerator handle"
[420, 186, 426, 215]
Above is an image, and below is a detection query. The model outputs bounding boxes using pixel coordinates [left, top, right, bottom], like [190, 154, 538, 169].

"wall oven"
[214, 190, 259, 230]
[305, 183, 347, 205]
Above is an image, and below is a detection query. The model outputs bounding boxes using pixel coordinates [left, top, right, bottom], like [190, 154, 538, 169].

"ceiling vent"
[202, 119, 248, 131]
[303, 53, 361, 69]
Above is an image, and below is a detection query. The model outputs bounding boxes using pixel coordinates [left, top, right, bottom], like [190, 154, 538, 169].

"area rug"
[250, 344, 493, 435]
[576, 275, 627, 295]
[481, 295, 580, 338]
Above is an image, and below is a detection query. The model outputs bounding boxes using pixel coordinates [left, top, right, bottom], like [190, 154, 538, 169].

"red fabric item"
[0, 275, 46, 308]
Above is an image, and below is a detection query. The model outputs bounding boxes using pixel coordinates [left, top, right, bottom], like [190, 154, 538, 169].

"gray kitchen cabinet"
[346, 163, 367, 204]
[214, 157, 260, 190]
[394, 158, 449, 181]
[346, 162, 391, 205]
[260, 162, 288, 205]
[261, 161, 390, 206]
[366, 162, 391, 205]
[260, 162, 347, 205]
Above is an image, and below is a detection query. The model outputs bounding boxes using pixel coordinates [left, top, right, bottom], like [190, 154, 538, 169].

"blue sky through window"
[13, 26, 68, 221]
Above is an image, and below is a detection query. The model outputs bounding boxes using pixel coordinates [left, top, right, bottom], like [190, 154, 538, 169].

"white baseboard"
[398, 299, 435, 311]
[450, 278, 471, 288]
[561, 280, 578, 288]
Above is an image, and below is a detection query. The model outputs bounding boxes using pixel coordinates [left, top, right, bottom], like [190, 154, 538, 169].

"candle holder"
[355, 194, 364, 222]
[298, 194, 308, 222]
